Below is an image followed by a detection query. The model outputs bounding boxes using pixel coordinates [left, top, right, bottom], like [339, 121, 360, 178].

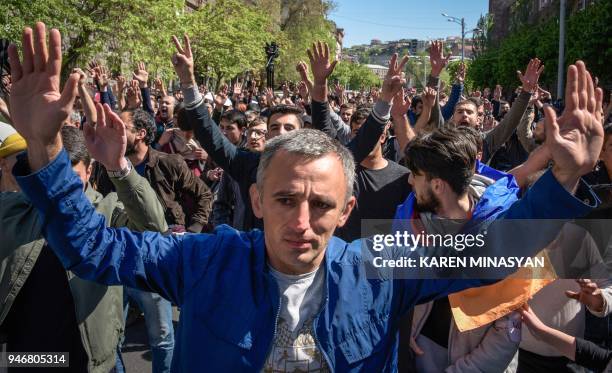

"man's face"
[120, 112, 147, 155]
[72, 161, 92, 190]
[453, 103, 479, 128]
[350, 117, 367, 138]
[477, 105, 485, 126]
[501, 103, 510, 113]
[340, 107, 354, 123]
[220, 119, 244, 145]
[268, 113, 301, 139]
[160, 96, 175, 121]
[247, 123, 267, 152]
[408, 172, 440, 214]
[250, 152, 355, 275]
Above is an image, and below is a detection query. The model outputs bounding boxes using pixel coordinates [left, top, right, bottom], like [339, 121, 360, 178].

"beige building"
[365, 64, 389, 80]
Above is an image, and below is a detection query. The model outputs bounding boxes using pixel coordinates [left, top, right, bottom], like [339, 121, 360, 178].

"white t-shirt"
[263, 265, 330, 372]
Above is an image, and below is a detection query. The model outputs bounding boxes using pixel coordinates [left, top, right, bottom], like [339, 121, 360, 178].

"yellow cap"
[0, 133, 27, 158]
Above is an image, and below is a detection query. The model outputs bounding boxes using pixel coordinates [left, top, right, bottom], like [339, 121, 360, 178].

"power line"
[331, 15, 458, 31]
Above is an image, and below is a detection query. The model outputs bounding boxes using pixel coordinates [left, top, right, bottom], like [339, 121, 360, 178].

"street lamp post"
[442, 13, 465, 62]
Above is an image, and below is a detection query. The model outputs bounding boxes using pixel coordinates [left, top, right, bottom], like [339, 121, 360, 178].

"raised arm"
[390, 87, 415, 153]
[170, 33, 258, 180]
[413, 87, 437, 135]
[133, 61, 154, 114]
[483, 59, 544, 159]
[348, 53, 408, 164]
[302, 43, 338, 139]
[441, 62, 465, 121]
[7, 23, 211, 304]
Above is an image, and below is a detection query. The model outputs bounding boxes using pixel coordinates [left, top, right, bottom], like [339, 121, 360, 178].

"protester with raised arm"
[6, 22, 604, 373]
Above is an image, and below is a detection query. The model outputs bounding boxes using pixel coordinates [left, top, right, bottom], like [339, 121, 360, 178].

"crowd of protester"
[0, 21, 610, 373]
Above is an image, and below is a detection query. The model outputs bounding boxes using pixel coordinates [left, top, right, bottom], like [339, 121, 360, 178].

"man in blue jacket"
[7, 23, 604, 372]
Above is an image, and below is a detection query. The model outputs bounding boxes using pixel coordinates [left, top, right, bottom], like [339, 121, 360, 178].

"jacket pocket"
[337, 313, 390, 365]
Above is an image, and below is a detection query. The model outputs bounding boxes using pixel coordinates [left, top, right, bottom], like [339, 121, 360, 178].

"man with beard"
[95, 108, 212, 232]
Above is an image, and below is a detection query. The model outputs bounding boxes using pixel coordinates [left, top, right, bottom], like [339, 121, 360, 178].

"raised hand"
[297, 81, 309, 101]
[7, 22, 79, 167]
[171, 34, 195, 86]
[133, 61, 149, 88]
[565, 279, 604, 312]
[73, 68, 96, 126]
[296, 61, 314, 92]
[390, 87, 411, 119]
[126, 80, 142, 109]
[264, 87, 275, 106]
[233, 81, 243, 97]
[545, 60, 604, 192]
[429, 40, 450, 78]
[117, 75, 127, 94]
[154, 77, 167, 97]
[83, 103, 127, 171]
[307, 41, 338, 85]
[380, 53, 409, 103]
[214, 84, 228, 109]
[455, 62, 466, 84]
[493, 85, 502, 100]
[89, 62, 109, 89]
[517, 58, 544, 93]
[421, 86, 437, 108]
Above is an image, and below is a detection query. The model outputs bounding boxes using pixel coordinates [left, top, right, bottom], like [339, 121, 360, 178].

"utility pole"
[557, 0, 566, 99]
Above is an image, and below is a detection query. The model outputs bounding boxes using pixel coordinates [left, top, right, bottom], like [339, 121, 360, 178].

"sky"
[328, 0, 489, 47]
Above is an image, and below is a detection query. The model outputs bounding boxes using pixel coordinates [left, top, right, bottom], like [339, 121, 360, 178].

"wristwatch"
[107, 158, 133, 179]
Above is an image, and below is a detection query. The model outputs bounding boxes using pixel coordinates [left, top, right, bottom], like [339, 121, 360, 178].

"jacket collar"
[145, 147, 161, 168]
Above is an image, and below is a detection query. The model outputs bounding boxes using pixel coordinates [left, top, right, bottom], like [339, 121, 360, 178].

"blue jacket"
[394, 160, 518, 224]
[14, 150, 596, 372]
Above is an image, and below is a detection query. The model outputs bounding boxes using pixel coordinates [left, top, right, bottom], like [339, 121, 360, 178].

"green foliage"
[274, 0, 336, 83]
[329, 61, 380, 90]
[0, 0, 340, 88]
[188, 0, 275, 89]
[0, 0, 188, 81]
[469, 0, 612, 94]
[446, 60, 474, 92]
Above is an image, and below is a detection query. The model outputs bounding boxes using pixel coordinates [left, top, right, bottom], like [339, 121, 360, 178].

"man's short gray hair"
[256, 129, 355, 203]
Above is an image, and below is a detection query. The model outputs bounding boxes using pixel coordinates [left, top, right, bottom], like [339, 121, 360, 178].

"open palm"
[307, 41, 337, 85]
[545, 61, 603, 188]
[8, 23, 78, 144]
[83, 103, 127, 170]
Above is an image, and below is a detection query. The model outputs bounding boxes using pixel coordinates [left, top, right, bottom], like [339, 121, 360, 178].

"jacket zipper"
[313, 273, 333, 372]
[263, 291, 282, 370]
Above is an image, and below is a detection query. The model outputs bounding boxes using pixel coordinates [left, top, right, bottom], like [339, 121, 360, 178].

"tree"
[469, 1, 612, 95]
[187, 0, 276, 90]
[329, 61, 380, 91]
[0, 0, 188, 81]
[269, 0, 337, 83]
